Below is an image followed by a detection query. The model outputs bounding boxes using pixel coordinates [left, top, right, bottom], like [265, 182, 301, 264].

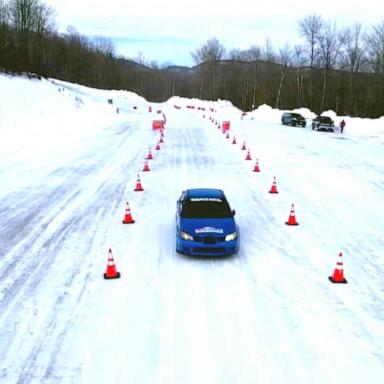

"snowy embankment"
[0, 73, 383, 383]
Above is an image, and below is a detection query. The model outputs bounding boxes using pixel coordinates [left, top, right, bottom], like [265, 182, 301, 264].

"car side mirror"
[232, 209, 236, 216]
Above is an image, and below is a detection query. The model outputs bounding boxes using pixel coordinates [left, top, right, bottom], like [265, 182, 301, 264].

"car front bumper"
[316, 125, 334, 131]
[292, 120, 306, 126]
[176, 236, 239, 256]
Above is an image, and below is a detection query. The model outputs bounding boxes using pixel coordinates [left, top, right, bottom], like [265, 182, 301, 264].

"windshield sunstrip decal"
[190, 198, 222, 202]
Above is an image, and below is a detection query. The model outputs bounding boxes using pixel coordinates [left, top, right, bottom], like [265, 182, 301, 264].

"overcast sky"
[47, 0, 383, 66]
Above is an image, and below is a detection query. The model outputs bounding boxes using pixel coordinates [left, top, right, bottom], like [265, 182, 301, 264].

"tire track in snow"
[201, 116, 327, 382]
[209, 260, 246, 384]
[152, 110, 238, 383]
[226, 122, 384, 381]
[0, 121, 145, 294]
[237, 158, 384, 372]
[1, 177, 125, 382]
[0, 120, 152, 382]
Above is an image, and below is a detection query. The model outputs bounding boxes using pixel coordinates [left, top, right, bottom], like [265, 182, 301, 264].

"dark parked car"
[281, 112, 306, 127]
[176, 188, 240, 257]
[312, 116, 335, 132]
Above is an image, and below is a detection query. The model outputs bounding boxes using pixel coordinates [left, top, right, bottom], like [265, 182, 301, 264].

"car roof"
[186, 188, 224, 199]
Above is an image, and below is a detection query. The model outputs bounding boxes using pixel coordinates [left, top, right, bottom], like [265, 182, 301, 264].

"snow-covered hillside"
[0, 73, 383, 383]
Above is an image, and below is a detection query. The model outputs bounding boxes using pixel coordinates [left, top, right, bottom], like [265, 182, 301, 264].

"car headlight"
[225, 232, 237, 241]
[180, 231, 193, 241]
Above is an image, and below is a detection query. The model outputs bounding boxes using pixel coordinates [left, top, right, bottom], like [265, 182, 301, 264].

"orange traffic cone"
[155, 142, 161, 150]
[232, 136, 237, 144]
[329, 252, 348, 283]
[134, 174, 144, 191]
[103, 248, 121, 279]
[269, 176, 279, 193]
[147, 148, 153, 160]
[122, 202, 135, 224]
[241, 141, 246, 150]
[253, 158, 260, 172]
[285, 203, 298, 225]
[143, 160, 150, 172]
[245, 149, 252, 160]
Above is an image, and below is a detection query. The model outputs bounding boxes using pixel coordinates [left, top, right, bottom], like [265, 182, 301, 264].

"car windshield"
[320, 116, 332, 122]
[291, 113, 302, 118]
[181, 197, 233, 218]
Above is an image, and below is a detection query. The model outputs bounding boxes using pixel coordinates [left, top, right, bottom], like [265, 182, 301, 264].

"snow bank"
[0, 74, 142, 158]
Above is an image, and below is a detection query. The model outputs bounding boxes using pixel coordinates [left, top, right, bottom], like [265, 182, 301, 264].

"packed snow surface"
[0, 74, 383, 383]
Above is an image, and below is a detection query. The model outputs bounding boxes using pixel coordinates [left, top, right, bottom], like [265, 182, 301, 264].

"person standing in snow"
[339, 119, 346, 133]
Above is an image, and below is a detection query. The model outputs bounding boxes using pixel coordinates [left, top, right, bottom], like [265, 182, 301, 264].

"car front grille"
[193, 236, 225, 243]
[193, 247, 226, 254]
[203, 236, 217, 244]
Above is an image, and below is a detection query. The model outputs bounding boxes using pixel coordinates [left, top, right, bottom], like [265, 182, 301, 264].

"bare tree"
[299, 13, 323, 68]
[293, 45, 307, 107]
[317, 21, 342, 71]
[10, 0, 37, 69]
[275, 44, 292, 108]
[6, 0, 55, 72]
[363, 20, 384, 115]
[228, 48, 243, 61]
[0, 0, 10, 70]
[191, 37, 225, 63]
[93, 35, 115, 56]
[135, 51, 145, 65]
[340, 23, 365, 72]
[292, 45, 307, 67]
[262, 38, 276, 62]
[247, 45, 262, 61]
[317, 20, 343, 111]
[247, 45, 262, 108]
[34, 2, 54, 36]
[191, 37, 225, 98]
[365, 20, 384, 75]
[228, 45, 262, 62]
[0, 0, 9, 23]
[337, 23, 366, 114]
[10, 0, 37, 31]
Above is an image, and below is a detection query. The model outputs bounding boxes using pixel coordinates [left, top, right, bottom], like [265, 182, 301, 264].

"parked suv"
[281, 112, 306, 127]
[311, 116, 335, 132]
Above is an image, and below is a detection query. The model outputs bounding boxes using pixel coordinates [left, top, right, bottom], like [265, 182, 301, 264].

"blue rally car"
[176, 188, 240, 256]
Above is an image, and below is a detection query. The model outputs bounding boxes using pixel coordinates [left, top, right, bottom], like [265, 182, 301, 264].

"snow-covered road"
[0, 76, 383, 383]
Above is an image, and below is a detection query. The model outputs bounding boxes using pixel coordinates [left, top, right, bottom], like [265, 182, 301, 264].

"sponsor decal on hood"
[195, 227, 224, 234]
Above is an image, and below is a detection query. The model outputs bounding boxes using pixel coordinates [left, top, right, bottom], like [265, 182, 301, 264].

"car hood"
[180, 217, 237, 236]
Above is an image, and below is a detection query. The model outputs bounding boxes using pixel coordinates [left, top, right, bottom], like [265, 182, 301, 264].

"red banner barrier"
[222, 121, 230, 131]
[152, 120, 164, 130]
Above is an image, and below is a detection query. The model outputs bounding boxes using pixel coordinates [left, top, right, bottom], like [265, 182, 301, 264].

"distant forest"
[1, 0, 384, 117]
